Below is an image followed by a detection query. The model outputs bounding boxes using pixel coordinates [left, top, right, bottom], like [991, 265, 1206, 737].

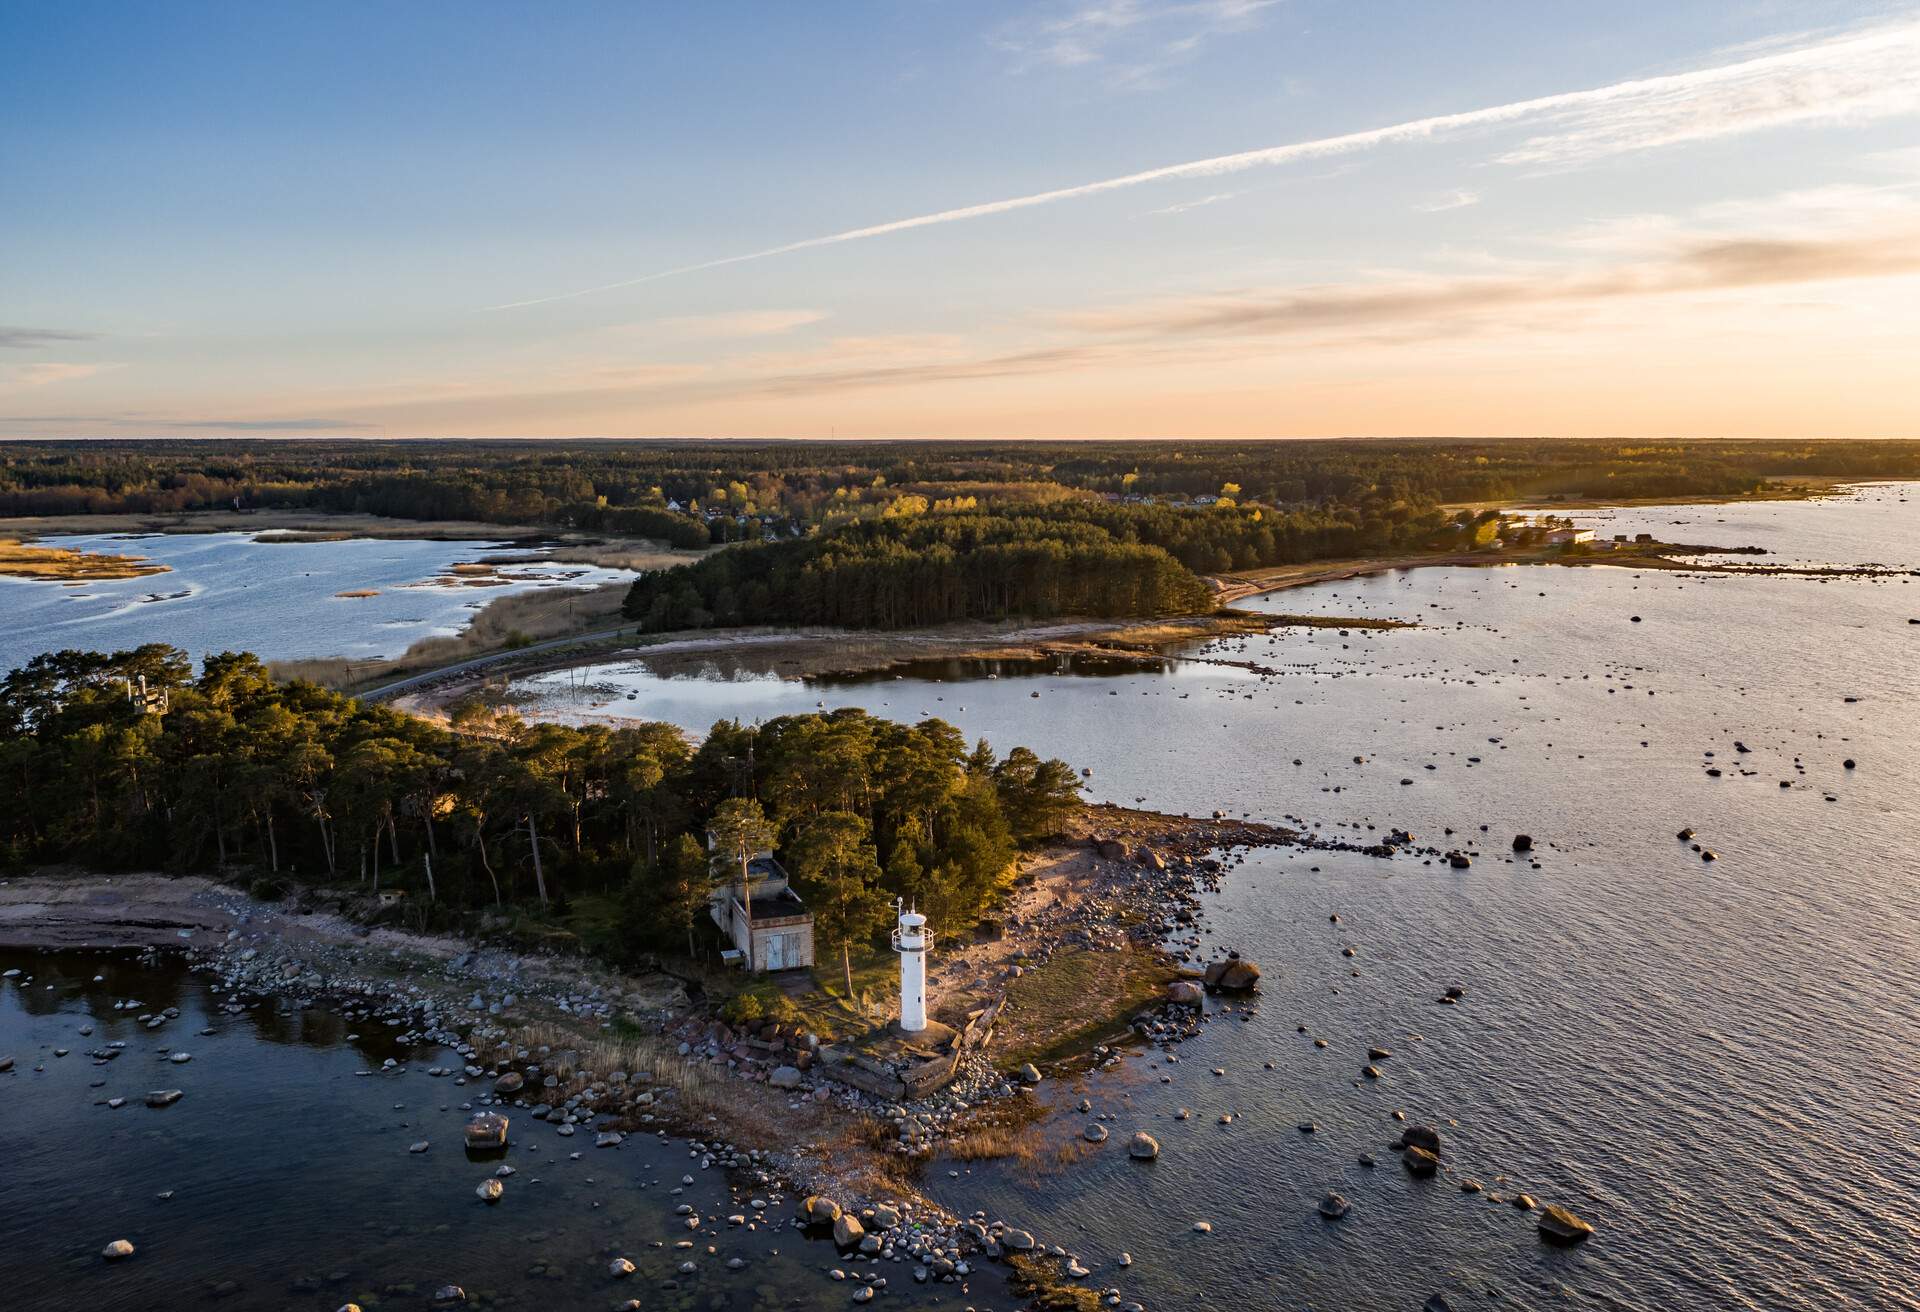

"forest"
[0, 645, 1082, 970]
[5, 437, 1918, 539]
[621, 497, 1465, 630]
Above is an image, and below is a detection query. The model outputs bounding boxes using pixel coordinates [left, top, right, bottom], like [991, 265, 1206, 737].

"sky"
[3, 0, 1919, 441]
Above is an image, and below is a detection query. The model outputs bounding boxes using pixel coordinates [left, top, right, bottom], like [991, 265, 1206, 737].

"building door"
[765, 932, 785, 971]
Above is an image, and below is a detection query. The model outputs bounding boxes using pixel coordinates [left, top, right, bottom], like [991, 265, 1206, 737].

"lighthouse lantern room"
[890, 901, 930, 1033]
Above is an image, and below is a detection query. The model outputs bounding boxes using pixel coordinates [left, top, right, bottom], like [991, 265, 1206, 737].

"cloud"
[651, 309, 827, 339]
[1152, 190, 1243, 215]
[1, 361, 118, 389]
[995, 0, 1279, 86]
[0, 327, 94, 350]
[1415, 189, 1480, 213]
[488, 17, 1920, 310]
[1058, 227, 1920, 339]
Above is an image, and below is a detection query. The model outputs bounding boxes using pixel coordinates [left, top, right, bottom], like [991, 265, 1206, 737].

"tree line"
[8, 438, 1919, 539]
[620, 498, 1478, 631]
[0, 646, 1081, 972]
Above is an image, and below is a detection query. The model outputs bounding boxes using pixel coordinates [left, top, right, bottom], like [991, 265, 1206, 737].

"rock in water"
[432, 1286, 466, 1306]
[804, 1195, 843, 1224]
[1512, 834, 1533, 852]
[833, 1213, 866, 1248]
[102, 1239, 135, 1260]
[609, 1257, 635, 1278]
[145, 1089, 183, 1108]
[492, 1071, 524, 1095]
[1203, 957, 1262, 991]
[1399, 1125, 1442, 1155]
[475, 1178, 503, 1203]
[1165, 980, 1204, 1006]
[1018, 1063, 1043, 1084]
[1317, 1192, 1350, 1219]
[1001, 1229, 1036, 1251]
[463, 1112, 509, 1149]
[1127, 1132, 1161, 1160]
[1403, 1146, 1440, 1177]
[1537, 1204, 1595, 1243]
[1083, 1123, 1109, 1143]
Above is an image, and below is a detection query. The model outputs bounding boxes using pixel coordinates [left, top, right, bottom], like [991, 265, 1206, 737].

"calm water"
[515, 484, 1920, 1311]
[0, 531, 633, 671]
[0, 949, 1008, 1311]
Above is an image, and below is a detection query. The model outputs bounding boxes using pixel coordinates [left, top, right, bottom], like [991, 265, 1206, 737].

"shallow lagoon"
[0, 531, 633, 672]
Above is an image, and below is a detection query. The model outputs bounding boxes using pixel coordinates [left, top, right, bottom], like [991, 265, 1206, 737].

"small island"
[0, 537, 171, 581]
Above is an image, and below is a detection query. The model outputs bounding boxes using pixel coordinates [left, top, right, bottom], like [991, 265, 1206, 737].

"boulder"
[1402, 1146, 1439, 1177]
[832, 1213, 866, 1248]
[144, 1089, 183, 1108]
[492, 1071, 524, 1095]
[609, 1257, 635, 1278]
[1128, 1132, 1160, 1160]
[769, 1065, 803, 1090]
[804, 1195, 843, 1225]
[432, 1286, 466, 1306]
[1317, 1192, 1350, 1219]
[1017, 1063, 1043, 1085]
[1095, 839, 1129, 861]
[870, 1204, 900, 1230]
[102, 1239, 135, 1261]
[1203, 958, 1262, 992]
[1512, 834, 1533, 852]
[1083, 1123, 1109, 1143]
[1165, 981, 1204, 1006]
[475, 1179, 503, 1203]
[464, 1113, 509, 1149]
[1001, 1228, 1036, 1251]
[1537, 1204, 1595, 1244]
[1399, 1125, 1442, 1154]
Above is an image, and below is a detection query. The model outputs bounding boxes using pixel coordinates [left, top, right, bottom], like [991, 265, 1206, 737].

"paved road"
[359, 621, 636, 702]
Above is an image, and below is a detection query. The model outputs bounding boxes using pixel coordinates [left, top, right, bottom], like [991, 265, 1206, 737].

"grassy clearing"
[0, 537, 170, 581]
[994, 944, 1173, 1067]
[781, 948, 899, 1039]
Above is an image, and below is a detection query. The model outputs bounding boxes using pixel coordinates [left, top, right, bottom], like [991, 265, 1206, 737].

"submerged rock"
[1537, 1204, 1595, 1243]
[1403, 1146, 1440, 1177]
[1317, 1192, 1350, 1219]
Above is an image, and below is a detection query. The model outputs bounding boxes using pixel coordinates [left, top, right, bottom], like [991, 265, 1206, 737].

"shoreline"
[0, 801, 1316, 1308]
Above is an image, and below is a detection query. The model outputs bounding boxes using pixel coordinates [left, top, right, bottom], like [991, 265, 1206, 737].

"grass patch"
[995, 944, 1172, 1068]
[0, 538, 169, 581]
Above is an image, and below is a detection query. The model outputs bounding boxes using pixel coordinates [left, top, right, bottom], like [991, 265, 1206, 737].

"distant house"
[1543, 528, 1596, 545]
[707, 836, 815, 972]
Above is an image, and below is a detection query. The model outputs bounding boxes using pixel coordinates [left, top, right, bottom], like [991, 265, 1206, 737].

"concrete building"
[707, 840, 814, 972]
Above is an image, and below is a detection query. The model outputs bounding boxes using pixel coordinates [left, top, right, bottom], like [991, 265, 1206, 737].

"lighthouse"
[891, 901, 930, 1033]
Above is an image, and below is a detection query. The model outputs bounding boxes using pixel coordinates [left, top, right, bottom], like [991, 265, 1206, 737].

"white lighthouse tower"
[891, 900, 930, 1033]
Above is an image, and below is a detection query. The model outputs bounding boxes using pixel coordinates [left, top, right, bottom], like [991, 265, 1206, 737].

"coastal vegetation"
[0, 645, 1081, 970]
[0, 536, 169, 581]
[6, 437, 1916, 544]
[621, 500, 1465, 630]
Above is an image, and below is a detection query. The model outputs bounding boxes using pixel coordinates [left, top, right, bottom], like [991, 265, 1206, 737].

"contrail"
[485, 19, 1920, 311]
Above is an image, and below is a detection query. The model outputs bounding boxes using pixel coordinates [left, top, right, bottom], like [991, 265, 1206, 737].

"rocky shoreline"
[0, 804, 1310, 1310]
